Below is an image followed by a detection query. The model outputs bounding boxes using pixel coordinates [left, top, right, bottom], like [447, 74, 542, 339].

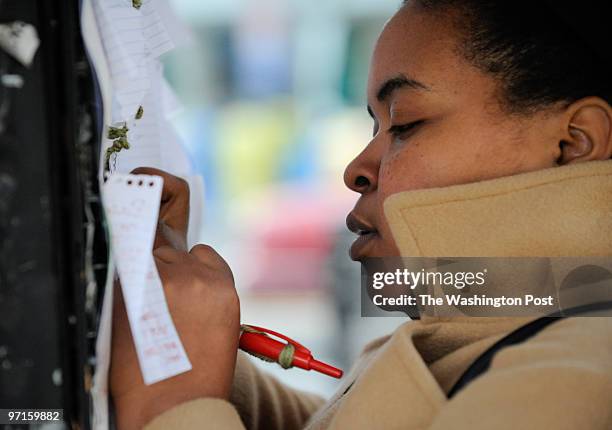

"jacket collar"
[384, 160, 612, 258]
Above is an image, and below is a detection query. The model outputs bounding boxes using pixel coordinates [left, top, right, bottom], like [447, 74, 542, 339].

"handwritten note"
[113, 63, 164, 172]
[102, 173, 191, 384]
[83, 0, 200, 427]
[92, 0, 174, 123]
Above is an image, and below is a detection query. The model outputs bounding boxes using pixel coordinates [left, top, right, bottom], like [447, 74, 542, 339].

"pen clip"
[245, 325, 311, 355]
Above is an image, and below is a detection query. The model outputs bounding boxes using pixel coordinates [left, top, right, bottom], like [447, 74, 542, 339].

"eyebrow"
[376, 74, 429, 102]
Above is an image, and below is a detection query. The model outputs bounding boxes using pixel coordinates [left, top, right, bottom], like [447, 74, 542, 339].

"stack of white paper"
[80, 1, 201, 428]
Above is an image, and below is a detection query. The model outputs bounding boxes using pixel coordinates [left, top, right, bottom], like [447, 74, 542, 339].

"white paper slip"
[102, 173, 191, 385]
[113, 63, 164, 173]
[92, 0, 175, 122]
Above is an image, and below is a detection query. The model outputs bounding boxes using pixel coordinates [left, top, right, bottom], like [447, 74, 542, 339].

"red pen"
[239, 325, 343, 379]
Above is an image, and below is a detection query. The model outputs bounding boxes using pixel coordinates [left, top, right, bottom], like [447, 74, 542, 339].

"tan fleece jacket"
[146, 160, 612, 430]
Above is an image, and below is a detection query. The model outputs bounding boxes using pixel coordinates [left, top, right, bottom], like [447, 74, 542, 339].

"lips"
[346, 212, 378, 260]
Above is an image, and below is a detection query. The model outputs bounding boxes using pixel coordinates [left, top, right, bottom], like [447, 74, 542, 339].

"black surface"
[0, 0, 106, 428]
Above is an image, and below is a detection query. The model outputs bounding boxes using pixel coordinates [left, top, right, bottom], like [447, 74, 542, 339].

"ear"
[557, 97, 612, 165]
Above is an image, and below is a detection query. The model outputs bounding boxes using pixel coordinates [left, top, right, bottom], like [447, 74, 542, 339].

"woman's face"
[345, 4, 562, 260]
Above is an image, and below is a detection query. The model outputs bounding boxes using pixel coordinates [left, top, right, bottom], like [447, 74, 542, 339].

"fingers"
[154, 221, 188, 251]
[154, 246, 185, 264]
[155, 244, 222, 265]
[131, 167, 190, 243]
[190, 244, 233, 280]
[130, 167, 175, 185]
[131, 167, 190, 205]
[154, 244, 233, 286]
[131, 167, 189, 213]
[154, 244, 224, 267]
[131, 167, 163, 175]
[190, 244, 225, 265]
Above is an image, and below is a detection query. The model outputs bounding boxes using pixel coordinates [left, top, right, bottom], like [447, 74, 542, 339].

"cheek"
[377, 139, 452, 200]
[372, 147, 433, 257]
[377, 118, 541, 200]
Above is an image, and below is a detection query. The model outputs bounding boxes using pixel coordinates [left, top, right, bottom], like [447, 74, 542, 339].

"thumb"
[131, 167, 190, 235]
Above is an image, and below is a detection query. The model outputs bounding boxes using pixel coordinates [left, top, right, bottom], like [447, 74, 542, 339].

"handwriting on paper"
[102, 173, 191, 384]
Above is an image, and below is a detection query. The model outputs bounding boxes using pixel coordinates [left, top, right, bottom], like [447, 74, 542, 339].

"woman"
[111, 1, 612, 428]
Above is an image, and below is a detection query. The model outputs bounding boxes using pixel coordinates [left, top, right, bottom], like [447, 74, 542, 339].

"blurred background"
[163, 0, 405, 397]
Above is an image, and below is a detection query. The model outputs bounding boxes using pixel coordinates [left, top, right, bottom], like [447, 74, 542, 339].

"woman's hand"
[111, 244, 241, 429]
[131, 166, 190, 250]
[110, 168, 240, 429]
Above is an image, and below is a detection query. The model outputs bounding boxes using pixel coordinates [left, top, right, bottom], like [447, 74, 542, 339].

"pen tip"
[310, 359, 343, 379]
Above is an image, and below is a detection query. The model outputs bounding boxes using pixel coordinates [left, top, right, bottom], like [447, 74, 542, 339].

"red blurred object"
[248, 186, 352, 292]
[239, 325, 343, 379]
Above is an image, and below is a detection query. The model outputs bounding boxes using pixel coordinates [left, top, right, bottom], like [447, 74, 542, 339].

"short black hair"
[406, 0, 612, 114]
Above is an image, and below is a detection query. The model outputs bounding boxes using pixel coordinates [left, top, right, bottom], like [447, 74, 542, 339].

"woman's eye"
[388, 120, 424, 141]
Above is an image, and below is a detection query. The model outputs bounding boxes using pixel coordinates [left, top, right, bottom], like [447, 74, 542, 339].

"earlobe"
[558, 98, 612, 165]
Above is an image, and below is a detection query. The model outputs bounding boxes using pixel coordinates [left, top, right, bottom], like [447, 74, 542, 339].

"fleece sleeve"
[427, 317, 612, 430]
[145, 352, 325, 430]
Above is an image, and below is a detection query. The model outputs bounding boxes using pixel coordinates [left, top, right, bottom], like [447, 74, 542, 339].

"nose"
[343, 140, 381, 194]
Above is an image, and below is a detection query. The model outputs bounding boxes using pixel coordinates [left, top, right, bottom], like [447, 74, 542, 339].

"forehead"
[368, 4, 469, 98]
